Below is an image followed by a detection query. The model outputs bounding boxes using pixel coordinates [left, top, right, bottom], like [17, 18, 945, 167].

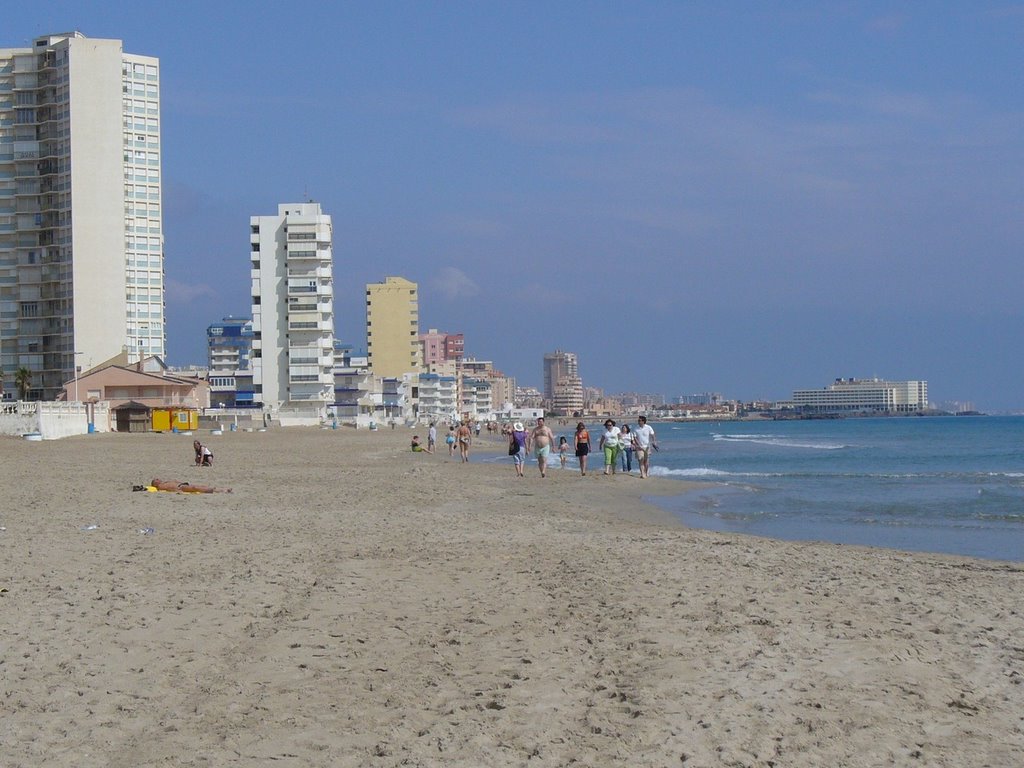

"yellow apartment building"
[365, 276, 422, 377]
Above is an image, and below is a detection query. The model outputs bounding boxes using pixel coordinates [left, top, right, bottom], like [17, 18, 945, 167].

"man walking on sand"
[528, 416, 556, 478]
[633, 414, 657, 479]
[456, 420, 472, 463]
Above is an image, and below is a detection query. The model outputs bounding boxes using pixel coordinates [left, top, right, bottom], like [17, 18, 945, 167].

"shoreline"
[2, 427, 1022, 766]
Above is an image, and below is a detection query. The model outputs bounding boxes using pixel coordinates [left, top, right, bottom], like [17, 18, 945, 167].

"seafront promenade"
[2, 427, 1021, 766]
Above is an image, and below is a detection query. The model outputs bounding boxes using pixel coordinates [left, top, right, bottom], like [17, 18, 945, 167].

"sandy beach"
[1, 426, 1022, 767]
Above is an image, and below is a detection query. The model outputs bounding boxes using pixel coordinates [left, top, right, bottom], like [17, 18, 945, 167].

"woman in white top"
[619, 424, 634, 473]
[599, 419, 620, 475]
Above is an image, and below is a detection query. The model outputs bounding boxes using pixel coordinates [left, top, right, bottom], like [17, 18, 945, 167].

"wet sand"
[1, 427, 1022, 766]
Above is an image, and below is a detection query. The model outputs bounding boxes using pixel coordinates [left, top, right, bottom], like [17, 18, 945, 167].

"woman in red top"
[574, 422, 592, 476]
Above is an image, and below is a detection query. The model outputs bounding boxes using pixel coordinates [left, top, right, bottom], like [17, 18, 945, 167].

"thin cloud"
[431, 267, 480, 301]
[165, 278, 218, 303]
[806, 87, 937, 119]
[521, 282, 568, 305]
[866, 14, 908, 37]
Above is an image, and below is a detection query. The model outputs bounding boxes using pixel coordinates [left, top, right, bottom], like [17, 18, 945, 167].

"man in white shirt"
[632, 415, 657, 479]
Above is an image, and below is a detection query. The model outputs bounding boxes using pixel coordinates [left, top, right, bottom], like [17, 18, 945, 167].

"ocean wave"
[649, 466, 779, 479]
[710, 433, 850, 450]
[650, 466, 732, 478]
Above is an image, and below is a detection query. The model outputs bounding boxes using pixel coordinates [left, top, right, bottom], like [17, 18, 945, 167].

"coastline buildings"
[793, 378, 929, 414]
[250, 202, 334, 414]
[206, 316, 253, 408]
[366, 276, 421, 377]
[416, 372, 458, 422]
[419, 328, 464, 366]
[0, 32, 163, 399]
[543, 349, 584, 415]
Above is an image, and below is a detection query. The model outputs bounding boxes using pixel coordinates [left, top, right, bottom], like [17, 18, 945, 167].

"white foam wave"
[711, 433, 849, 450]
[649, 466, 780, 479]
[650, 466, 731, 477]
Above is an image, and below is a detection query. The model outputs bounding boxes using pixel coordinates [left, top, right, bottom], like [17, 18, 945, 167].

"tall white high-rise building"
[543, 349, 583, 414]
[0, 32, 164, 399]
[250, 202, 334, 413]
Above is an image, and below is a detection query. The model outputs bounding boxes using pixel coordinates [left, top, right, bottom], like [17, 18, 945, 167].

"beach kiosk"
[112, 401, 152, 433]
[152, 406, 199, 433]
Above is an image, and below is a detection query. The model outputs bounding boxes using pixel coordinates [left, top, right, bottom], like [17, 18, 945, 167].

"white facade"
[460, 377, 492, 420]
[416, 372, 458, 423]
[0, 32, 163, 399]
[793, 378, 929, 414]
[250, 202, 334, 414]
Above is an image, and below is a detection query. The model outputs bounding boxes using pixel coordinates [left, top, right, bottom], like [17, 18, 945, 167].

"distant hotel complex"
[792, 378, 928, 414]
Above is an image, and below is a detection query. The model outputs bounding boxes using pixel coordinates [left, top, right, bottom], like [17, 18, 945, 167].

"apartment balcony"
[287, 265, 331, 279]
[12, 75, 39, 90]
[13, 141, 39, 160]
[290, 354, 335, 367]
[288, 318, 333, 333]
[284, 247, 319, 260]
[286, 282, 317, 296]
[287, 391, 329, 402]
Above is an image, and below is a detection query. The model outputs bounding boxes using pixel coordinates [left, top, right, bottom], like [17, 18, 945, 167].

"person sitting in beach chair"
[193, 440, 213, 467]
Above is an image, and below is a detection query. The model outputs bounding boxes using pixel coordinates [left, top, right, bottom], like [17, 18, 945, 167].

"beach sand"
[1, 427, 1021, 767]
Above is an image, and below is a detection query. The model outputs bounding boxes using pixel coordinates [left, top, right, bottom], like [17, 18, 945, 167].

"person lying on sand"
[133, 478, 232, 494]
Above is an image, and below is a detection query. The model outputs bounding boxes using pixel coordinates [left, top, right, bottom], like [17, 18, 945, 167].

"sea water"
[642, 416, 1024, 562]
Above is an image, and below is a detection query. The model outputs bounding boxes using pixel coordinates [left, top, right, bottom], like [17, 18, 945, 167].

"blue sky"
[10, 2, 1024, 409]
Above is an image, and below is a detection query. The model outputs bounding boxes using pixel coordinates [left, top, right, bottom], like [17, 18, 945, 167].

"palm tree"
[15, 366, 31, 400]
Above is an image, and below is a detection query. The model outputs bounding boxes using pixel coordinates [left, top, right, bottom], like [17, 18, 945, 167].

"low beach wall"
[0, 401, 110, 439]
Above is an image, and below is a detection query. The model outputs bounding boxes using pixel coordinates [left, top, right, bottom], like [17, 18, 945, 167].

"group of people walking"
[415, 416, 659, 480]
[508, 416, 657, 479]
[593, 415, 657, 478]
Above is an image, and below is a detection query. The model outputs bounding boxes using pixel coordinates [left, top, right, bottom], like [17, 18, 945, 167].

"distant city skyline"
[5, 4, 1022, 409]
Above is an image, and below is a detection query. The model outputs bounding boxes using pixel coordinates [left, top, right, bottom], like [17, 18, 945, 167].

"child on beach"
[558, 436, 569, 468]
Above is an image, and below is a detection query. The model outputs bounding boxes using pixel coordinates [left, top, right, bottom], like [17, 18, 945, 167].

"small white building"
[460, 377, 491, 421]
[416, 372, 458, 424]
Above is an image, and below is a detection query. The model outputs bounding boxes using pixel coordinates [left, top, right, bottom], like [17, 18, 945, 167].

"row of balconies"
[287, 282, 332, 297]
[288, 318, 334, 333]
[287, 390, 331, 402]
